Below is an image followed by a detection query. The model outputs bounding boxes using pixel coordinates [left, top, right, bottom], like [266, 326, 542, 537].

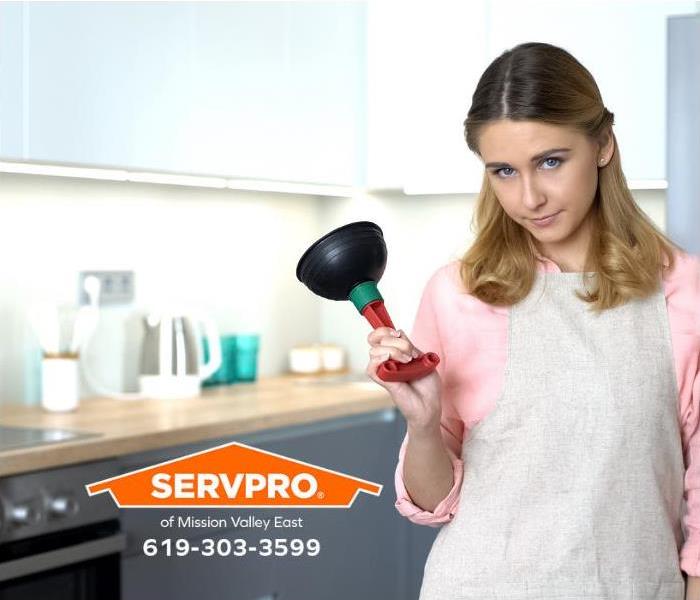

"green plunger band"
[349, 281, 383, 313]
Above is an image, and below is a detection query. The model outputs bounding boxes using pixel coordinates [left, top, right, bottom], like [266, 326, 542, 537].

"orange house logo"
[85, 441, 383, 508]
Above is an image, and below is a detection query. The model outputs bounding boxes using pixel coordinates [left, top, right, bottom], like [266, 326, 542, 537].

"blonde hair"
[460, 42, 682, 314]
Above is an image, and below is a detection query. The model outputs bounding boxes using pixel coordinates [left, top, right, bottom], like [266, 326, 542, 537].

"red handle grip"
[377, 352, 440, 382]
[361, 299, 440, 382]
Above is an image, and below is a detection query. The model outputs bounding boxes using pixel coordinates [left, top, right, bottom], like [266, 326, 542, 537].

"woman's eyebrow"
[484, 147, 572, 169]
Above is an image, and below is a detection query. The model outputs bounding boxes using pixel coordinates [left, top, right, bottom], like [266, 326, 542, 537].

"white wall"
[0, 172, 323, 404]
[0, 172, 669, 405]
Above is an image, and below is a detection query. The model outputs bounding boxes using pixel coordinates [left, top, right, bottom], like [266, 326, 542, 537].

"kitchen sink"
[0, 425, 99, 452]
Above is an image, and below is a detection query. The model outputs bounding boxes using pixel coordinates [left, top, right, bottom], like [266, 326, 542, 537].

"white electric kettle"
[138, 309, 222, 399]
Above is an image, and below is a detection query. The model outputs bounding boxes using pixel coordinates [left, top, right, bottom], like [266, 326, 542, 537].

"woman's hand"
[365, 327, 442, 433]
[686, 575, 700, 600]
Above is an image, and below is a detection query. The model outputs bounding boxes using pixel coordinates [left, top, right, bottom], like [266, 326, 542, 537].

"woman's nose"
[520, 176, 547, 211]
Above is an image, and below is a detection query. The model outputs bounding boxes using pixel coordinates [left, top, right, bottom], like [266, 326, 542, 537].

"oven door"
[0, 520, 124, 600]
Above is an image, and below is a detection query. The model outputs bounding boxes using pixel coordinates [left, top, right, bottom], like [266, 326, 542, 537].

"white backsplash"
[0, 172, 668, 405]
[0, 172, 323, 404]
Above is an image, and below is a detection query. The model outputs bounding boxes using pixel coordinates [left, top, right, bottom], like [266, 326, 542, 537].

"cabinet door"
[184, 2, 365, 185]
[122, 536, 278, 600]
[0, 1, 24, 159]
[366, 0, 415, 189]
[484, 0, 697, 183]
[22, 2, 194, 172]
[394, 414, 440, 600]
[275, 2, 365, 185]
[11, 2, 364, 185]
[399, 1, 490, 194]
[119, 408, 403, 600]
[259, 409, 402, 600]
[120, 449, 282, 600]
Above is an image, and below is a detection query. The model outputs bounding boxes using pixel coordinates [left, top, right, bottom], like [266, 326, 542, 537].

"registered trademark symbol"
[317, 491, 325, 499]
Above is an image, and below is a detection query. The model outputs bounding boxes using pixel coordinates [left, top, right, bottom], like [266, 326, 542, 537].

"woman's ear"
[597, 127, 615, 162]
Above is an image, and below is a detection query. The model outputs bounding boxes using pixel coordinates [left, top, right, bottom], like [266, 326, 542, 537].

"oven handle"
[0, 532, 126, 582]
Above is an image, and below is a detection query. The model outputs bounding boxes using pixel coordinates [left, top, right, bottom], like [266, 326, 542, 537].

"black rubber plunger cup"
[296, 221, 440, 382]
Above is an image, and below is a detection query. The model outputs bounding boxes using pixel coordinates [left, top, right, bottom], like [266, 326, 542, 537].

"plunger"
[296, 221, 440, 382]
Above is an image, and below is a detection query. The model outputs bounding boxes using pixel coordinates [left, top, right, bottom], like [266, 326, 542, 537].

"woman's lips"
[530, 211, 561, 227]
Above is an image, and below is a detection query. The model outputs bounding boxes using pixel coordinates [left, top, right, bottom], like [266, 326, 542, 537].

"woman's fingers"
[368, 345, 412, 364]
[367, 328, 421, 359]
[396, 329, 423, 358]
[367, 327, 399, 344]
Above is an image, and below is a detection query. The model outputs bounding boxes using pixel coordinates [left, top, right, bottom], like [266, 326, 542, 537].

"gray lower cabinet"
[395, 414, 441, 600]
[407, 526, 440, 599]
[119, 407, 422, 600]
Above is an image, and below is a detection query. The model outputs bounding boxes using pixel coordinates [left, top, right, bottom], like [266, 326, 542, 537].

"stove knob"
[47, 496, 78, 519]
[9, 504, 40, 527]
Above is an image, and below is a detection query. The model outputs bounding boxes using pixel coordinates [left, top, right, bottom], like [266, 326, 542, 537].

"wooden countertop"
[0, 375, 393, 477]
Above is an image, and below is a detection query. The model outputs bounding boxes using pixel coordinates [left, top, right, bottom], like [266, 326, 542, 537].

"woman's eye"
[495, 167, 515, 178]
[543, 157, 561, 169]
[494, 157, 562, 178]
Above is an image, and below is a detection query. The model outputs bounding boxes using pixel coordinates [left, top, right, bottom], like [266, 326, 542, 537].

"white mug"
[41, 356, 79, 412]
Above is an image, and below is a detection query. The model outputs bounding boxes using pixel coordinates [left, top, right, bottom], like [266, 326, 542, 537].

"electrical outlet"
[78, 271, 135, 305]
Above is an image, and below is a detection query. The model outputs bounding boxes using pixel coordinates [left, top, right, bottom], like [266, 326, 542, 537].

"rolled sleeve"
[394, 430, 464, 526]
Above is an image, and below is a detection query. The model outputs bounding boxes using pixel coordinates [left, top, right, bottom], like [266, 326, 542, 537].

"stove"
[0, 426, 98, 452]
[0, 458, 122, 598]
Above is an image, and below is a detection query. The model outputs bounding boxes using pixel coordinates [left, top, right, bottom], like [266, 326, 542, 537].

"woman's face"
[478, 119, 612, 259]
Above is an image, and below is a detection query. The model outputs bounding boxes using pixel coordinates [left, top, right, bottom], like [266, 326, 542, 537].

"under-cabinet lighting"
[0, 161, 358, 196]
[0, 161, 128, 181]
[226, 178, 356, 197]
[126, 171, 227, 188]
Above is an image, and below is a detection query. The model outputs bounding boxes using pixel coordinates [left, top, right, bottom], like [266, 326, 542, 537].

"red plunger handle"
[361, 300, 440, 382]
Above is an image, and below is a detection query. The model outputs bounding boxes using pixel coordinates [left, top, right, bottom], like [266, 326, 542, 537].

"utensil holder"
[41, 354, 79, 412]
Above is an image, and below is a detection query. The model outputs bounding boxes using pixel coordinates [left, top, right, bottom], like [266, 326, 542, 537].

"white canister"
[41, 356, 79, 412]
[319, 344, 346, 372]
[288, 345, 323, 374]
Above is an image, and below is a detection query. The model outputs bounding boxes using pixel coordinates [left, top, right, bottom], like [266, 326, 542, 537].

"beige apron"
[419, 271, 687, 599]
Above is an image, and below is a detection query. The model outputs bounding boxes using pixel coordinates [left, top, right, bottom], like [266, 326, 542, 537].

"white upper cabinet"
[280, 3, 366, 185]
[22, 3, 195, 172]
[0, 2, 24, 160]
[1, 1, 696, 189]
[390, 1, 491, 194]
[400, 0, 697, 193]
[0, 2, 365, 185]
[179, 2, 365, 184]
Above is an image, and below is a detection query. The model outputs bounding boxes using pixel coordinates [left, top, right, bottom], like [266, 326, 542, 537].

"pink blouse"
[394, 249, 700, 577]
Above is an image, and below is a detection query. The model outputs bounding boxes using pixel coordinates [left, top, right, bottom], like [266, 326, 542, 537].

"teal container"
[234, 334, 260, 382]
[202, 334, 237, 386]
[202, 333, 260, 386]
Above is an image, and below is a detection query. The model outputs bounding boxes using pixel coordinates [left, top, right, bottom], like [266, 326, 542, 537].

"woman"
[366, 42, 700, 599]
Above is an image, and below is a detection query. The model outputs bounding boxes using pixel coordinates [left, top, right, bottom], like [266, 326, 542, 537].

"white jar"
[319, 344, 346, 372]
[41, 357, 79, 412]
[288, 345, 323, 374]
